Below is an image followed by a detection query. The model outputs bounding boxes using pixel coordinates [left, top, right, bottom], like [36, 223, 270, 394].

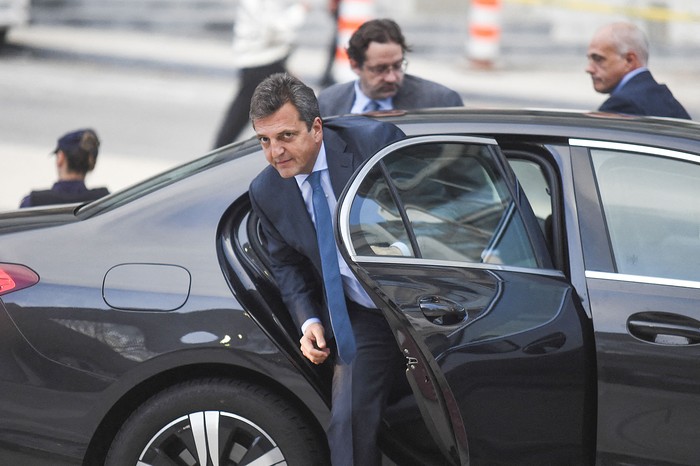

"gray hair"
[249, 73, 320, 130]
[608, 22, 649, 66]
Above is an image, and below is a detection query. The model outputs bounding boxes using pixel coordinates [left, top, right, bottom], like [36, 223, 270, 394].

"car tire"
[105, 377, 329, 466]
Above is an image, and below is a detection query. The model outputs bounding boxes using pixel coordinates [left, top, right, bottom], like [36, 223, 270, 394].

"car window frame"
[502, 143, 566, 271]
[338, 135, 557, 274]
[571, 138, 700, 289]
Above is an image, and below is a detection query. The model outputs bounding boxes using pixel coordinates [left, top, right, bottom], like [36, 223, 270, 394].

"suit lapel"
[270, 172, 318, 258]
[623, 70, 653, 92]
[324, 128, 355, 200]
[390, 74, 416, 110]
[340, 83, 357, 115]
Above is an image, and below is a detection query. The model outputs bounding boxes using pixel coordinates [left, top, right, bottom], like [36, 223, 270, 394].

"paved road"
[1, 24, 697, 212]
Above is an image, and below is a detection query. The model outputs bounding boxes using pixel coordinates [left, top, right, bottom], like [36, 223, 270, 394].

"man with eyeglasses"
[318, 18, 463, 117]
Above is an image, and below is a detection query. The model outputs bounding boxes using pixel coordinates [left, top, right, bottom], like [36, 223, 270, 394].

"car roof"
[354, 108, 700, 152]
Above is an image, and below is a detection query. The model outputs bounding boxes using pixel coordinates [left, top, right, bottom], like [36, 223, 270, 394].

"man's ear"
[55, 150, 66, 167]
[624, 51, 640, 69]
[349, 58, 362, 76]
[312, 117, 323, 142]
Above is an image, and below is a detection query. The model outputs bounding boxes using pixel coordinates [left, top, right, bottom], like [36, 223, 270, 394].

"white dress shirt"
[294, 143, 375, 333]
[350, 81, 393, 114]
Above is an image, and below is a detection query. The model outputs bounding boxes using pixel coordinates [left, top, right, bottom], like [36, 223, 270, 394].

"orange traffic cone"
[332, 0, 376, 83]
[467, 0, 502, 69]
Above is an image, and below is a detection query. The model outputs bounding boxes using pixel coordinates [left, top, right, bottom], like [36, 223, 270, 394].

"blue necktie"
[364, 100, 381, 112]
[307, 171, 357, 364]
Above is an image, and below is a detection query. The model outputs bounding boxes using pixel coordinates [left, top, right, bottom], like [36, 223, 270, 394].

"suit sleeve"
[249, 181, 323, 332]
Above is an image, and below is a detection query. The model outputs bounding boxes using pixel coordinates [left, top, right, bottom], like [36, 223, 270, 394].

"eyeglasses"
[363, 59, 408, 76]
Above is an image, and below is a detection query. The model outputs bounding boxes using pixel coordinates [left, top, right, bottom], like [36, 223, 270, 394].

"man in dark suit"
[586, 21, 691, 119]
[317, 18, 463, 117]
[248, 73, 406, 466]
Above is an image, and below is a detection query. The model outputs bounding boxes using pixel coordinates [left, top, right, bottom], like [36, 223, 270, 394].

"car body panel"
[338, 132, 596, 464]
[0, 145, 328, 464]
[567, 138, 700, 465]
[0, 109, 699, 464]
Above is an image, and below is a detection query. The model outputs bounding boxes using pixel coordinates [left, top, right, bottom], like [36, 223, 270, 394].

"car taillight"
[0, 264, 39, 297]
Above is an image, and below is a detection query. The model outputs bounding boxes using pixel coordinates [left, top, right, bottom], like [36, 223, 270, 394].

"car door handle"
[419, 296, 467, 325]
[628, 312, 700, 345]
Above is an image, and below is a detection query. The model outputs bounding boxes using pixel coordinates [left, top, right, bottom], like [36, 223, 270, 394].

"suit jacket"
[599, 70, 691, 119]
[20, 180, 109, 208]
[249, 116, 405, 332]
[317, 74, 464, 117]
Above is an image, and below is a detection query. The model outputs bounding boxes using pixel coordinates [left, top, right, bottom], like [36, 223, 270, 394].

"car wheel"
[105, 378, 329, 466]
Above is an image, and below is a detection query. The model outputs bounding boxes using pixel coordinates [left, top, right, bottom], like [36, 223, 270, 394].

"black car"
[1, 109, 700, 466]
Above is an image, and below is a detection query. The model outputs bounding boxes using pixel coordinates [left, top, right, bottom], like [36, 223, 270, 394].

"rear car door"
[337, 136, 595, 465]
[571, 139, 700, 465]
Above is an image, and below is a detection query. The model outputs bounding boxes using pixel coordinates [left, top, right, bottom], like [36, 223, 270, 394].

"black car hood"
[0, 204, 80, 234]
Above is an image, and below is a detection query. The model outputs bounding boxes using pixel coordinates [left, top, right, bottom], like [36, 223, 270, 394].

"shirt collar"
[52, 180, 88, 189]
[294, 142, 328, 189]
[613, 67, 647, 94]
[351, 81, 393, 113]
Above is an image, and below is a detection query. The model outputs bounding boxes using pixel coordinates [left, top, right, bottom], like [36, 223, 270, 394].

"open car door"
[337, 136, 595, 465]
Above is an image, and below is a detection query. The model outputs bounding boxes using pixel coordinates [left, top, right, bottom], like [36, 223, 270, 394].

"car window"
[348, 141, 540, 268]
[509, 159, 551, 223]
[591, 148, 700, 282]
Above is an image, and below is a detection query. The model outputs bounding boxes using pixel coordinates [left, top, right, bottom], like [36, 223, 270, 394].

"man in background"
[317, 18, 463, 117]
[212, 0, 308, 148]
[586, 21, 691, 119]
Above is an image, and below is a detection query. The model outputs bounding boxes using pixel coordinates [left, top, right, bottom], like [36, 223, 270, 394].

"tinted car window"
[592, 148, 700, 282]
[349, 142, 539, 268]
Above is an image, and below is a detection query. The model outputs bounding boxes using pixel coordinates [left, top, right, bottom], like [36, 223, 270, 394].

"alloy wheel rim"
[137, 410, 285, 466]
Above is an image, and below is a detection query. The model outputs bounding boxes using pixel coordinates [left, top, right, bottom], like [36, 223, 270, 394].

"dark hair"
[65, 129, 100, 174]
[346, 18, 412, 67]
[249, 73, 320, 130]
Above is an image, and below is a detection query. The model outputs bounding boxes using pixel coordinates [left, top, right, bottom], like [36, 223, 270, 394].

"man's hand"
[300, 322, 331, 364]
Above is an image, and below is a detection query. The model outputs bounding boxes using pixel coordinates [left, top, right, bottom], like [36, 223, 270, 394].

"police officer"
[20, 128, 109, 208]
